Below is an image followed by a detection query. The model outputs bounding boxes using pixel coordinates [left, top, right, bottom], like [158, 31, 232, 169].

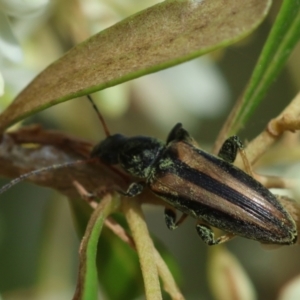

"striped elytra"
[91, 123, 297, 245]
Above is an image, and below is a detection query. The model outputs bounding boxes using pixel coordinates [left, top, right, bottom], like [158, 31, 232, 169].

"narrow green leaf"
[226, 0, 300, 136]
[70, 200, 144, 300]
[73, 194, 120, 300]
[0, 0, 271, 131]
[97, 228, 144, 299]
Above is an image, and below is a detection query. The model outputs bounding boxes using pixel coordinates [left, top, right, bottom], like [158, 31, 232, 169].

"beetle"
[0, 96, 297, 245]
[91, 122, 297, 245]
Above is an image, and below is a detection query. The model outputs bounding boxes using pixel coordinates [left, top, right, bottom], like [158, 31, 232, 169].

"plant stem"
[123, 199, 162, 300]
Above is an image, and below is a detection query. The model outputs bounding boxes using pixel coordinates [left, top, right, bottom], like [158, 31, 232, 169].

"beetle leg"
[218, 136, 253, 176]
[121, 182, 145, 197]
[164, 208, 188, 230]
[166, 123, 193, 144]
[176, 213, 188, 226]
[218, 136, 242, 163]
[196, 223, 235, 245]
[165, 208, 178, 230]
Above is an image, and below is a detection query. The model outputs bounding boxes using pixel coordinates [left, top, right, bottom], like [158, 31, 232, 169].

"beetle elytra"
[91, 120, 298, 246]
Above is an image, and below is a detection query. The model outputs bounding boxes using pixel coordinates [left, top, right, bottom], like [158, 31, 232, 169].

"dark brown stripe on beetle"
[153, 188, 294, 243]
[150, 169, 295, 240]
[150, 168, 280, 231]
[175, 141, 293, 223]
[149, 141, 295, 231]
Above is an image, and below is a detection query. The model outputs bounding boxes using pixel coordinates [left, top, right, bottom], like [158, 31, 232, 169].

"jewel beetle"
[91, 121, 297, 246]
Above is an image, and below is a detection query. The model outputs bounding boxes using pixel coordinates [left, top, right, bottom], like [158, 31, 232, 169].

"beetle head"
[91, 134, 127, 165]
[91, 134, 164, 179]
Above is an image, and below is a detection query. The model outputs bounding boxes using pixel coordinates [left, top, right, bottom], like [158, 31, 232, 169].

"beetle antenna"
[87, 95, 111, 137]
[0, 158, 96, 195]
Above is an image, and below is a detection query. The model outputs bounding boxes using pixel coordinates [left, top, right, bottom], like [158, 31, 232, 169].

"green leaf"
[225, 0, 300, 136]
[97, 228, 144, 299]
[70, 201, 144, 300]
[70, 198, 182, 300]
[0, 0, 272, 131]
[72, 195, 120, 300]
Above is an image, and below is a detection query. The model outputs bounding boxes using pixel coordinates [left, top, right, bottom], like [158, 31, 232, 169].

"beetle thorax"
[118, 136, 164, 178]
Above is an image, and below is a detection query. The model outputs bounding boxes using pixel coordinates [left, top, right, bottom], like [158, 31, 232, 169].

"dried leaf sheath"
[0, 126, 126, 199]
